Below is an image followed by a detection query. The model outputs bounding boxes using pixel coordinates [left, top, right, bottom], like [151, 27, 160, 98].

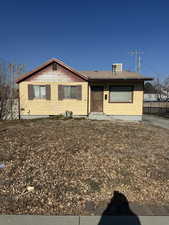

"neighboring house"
[144, 82, 158, 102]
[144, 82, 168, 102]
[16, 58, 152, 121]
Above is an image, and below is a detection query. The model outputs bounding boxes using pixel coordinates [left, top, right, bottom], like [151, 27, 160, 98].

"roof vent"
[112, 63, 123, 74]
[52, 62, 57, 70]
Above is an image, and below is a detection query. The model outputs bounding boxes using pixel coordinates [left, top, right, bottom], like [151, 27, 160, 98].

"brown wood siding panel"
[76, 85, 82, 100]
[90, 86, 103, 112]
[46, 85, 51, 100]
[28, 84, 34, 100]
[58, 85, 64, 100]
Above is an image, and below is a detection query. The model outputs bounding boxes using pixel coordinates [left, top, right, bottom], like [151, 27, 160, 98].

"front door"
[90, 86, 104, 112]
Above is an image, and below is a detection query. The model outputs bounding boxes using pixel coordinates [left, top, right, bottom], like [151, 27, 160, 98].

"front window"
[63, 86, 79, 99]
[33, 85, 46, 99]
[109, 86, 133, 103]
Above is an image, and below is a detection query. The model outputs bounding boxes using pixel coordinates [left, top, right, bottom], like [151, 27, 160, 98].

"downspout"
[17, 84, 21, 120]
[87, 82, 90, 116]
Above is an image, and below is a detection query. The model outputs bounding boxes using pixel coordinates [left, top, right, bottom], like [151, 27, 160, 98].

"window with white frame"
[109, 86, 133, 103]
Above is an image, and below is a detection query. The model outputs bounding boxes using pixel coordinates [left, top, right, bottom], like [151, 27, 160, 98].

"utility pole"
[8, 63, 17, 119]
[129, 49, 143, 73]
[8, 64, 14, 119]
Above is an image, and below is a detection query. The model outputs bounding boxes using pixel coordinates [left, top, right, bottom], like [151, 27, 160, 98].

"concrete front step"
[88, 113, 142, 121]
[88, 113, 111, 120]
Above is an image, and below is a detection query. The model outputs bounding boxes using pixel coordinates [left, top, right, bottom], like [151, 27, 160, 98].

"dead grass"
[0, 118, 169, 215]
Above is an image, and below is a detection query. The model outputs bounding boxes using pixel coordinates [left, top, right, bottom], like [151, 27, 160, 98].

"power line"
[143, 63, 165, 79]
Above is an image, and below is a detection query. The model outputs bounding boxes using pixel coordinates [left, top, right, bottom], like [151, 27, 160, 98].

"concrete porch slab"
[88, 114, 142, 121]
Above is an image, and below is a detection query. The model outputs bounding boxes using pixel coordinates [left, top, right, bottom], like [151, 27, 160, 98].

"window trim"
[109, 85, 134, 103]
[33, 85, 47, 99]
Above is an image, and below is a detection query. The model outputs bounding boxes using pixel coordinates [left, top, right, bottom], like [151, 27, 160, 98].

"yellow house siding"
[19, 82, 88, 116]
[89, 81, 143, 115]
[104, 82, 143, 115]
[19, 81, 143, 117]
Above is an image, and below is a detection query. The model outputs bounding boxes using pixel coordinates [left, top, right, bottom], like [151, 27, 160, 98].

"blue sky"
[0, 0, 169, 79]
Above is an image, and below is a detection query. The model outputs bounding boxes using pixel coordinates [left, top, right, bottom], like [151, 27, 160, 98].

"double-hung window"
[28, 85, 51, 100]
[63, 86, 79, 99]
[58, 85, 82, 100]
[33, 85, 47, 99]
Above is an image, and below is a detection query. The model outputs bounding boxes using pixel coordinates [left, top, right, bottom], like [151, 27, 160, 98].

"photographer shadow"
[98, 191, 141, 225]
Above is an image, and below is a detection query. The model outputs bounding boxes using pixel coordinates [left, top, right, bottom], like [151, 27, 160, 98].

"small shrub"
[64, 111, 73, 119]
[85, 179, 101, 193]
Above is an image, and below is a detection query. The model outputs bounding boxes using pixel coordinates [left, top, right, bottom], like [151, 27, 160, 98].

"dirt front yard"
[0, 118, 169, 215]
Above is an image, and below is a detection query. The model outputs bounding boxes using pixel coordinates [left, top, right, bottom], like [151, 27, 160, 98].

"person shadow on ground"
[97, 191, 141, 225]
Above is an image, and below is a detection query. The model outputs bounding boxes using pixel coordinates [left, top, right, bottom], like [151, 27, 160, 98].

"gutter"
[88, 78, 153, 82]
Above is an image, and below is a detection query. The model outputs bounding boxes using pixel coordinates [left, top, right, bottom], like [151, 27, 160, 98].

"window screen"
[109, 86, 133, 103]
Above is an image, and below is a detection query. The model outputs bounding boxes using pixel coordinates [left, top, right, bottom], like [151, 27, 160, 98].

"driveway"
[143, 115, 169, 130]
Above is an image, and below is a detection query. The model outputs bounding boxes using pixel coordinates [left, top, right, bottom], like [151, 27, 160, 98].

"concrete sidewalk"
[0, 216, 169, 225]
[143, 115, 169, 130]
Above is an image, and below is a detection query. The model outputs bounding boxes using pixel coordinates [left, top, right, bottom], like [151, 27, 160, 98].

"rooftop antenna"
[129, 49, 143, 73]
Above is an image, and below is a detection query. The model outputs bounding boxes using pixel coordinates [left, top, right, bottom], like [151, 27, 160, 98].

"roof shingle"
[79, 70, 153, 81]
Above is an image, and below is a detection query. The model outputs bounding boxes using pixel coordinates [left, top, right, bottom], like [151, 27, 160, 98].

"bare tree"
[163, 76, 169, 101]
[0, 62, 9, 119]
[0, 60, 25, 120]
[152, 77, 164, 101]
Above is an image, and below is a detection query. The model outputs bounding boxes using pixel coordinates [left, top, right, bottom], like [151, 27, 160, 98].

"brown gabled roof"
[16, 58, 153, 83]
[79, 71, 153, 81]
[16, 58, 88, 83]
